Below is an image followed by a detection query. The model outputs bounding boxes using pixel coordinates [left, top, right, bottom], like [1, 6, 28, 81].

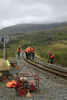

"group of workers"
[17, 45, 54, 64]
[25, 46, 35, 60]
[17, 45, 35, 60]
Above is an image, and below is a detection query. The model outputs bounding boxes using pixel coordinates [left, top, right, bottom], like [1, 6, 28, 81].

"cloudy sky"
[0, 0, 67, 29]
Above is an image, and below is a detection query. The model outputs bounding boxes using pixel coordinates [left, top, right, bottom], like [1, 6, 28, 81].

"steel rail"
[22, 52, 67, 79]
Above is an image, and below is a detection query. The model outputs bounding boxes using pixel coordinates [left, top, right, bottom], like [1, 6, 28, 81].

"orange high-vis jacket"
[48, 52, 54, 58]
[17, 46, 21, 52]
[48, 52, 51, 56]
[25, 47, 30, 53]
[31, 47, 35, 53]
[50, 54, 54, 58]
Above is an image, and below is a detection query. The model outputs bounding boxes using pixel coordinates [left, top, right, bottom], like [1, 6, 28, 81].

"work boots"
[18, 57, 20, 59]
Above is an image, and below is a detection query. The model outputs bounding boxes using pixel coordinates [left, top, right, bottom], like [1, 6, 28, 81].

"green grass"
[0, 39, 67, 68]
[35, 41, 67, 67]
[0, 24, 67, 68]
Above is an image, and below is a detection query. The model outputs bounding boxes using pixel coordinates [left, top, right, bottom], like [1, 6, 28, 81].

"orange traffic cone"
[26, 90, 31, 98]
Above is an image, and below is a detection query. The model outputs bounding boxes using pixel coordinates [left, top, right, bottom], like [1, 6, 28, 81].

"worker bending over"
[25, 46, 31, 60]
[31, 46, 35, 59]
[47, 51, 54, 64]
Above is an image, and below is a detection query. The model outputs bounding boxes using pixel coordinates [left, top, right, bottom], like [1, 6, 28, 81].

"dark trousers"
[32, 53, 35, 59]
[29, 52, 31, 57]
[25, 52, 29, 60]
[50, 57, 54, 64]
[18, 52, 20, 58]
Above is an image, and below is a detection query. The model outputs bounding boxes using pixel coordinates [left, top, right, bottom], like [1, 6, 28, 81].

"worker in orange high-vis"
[31, 46, 35, 59]
[25, 46, 31, 60]
[17, 45, 21, 59]
[47, 51, 54, 64]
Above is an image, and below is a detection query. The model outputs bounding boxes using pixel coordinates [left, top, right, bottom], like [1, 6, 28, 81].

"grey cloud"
[0, 0, 67, 29]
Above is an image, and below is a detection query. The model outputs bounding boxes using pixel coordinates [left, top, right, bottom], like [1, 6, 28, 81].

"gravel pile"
[0, 51, 67, 100]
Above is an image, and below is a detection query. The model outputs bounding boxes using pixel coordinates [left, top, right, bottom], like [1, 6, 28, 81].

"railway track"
[22, 52, 67, 79]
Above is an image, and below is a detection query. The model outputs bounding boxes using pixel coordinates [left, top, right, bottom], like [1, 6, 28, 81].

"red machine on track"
[15, 73, 39, 96]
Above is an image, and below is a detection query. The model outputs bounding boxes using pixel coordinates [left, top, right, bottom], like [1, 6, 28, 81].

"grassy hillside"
[0, 23, 60, 35]
[35, 42, 67, 67]
[0, 22, 67, 67]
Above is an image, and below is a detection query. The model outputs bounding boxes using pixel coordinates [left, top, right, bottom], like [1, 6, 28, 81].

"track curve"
[22, 51, 67, 79]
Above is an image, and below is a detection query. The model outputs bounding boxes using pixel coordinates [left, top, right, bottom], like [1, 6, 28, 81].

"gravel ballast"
[0, 51, 67, 100]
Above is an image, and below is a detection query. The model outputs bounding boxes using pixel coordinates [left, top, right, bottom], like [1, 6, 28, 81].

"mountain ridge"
[0, 23, 61, 34]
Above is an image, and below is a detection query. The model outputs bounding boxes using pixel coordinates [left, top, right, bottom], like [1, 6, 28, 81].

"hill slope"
[0, 22, 67, 67]
[0, 23, 60, 34]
